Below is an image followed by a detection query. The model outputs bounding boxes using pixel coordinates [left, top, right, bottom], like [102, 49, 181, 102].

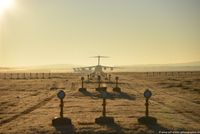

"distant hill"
[21, 64, 77, 72]
[168, 61, 200, 66]
[0, 64, 77, 73]
[117, 61, 200, 72]
[0, 67, 10, 69]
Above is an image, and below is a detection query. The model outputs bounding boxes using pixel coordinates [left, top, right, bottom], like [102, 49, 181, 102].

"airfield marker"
[87, 75, 90, 82]
[52, 90, 72, 126]
[144, 89, 151, 116]
[108, 74, 111, 82]
[95, 92, 114, 124]
[105, 74, 108, 80]
[81, 77, 84, 88]
[138, 89, 157, 124]
[89, 74, 92, 80]
[79, 77, 87, 92]
[96, 75, 107, 92]
[98, 75, 101, 88]
[58, 90, 65, 118]
[116, 77, 119, 87]
[102, 93, 106, 117]
[113, 76, 121, 92]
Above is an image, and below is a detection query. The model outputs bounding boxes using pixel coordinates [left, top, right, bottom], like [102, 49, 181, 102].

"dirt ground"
[0, 72, 200, 134]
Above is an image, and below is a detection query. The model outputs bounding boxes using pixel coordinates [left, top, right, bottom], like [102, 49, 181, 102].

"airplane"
[73, 56, 114, 79]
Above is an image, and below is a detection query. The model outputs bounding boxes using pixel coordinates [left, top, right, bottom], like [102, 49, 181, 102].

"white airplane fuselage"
[73, 56, 114, 78]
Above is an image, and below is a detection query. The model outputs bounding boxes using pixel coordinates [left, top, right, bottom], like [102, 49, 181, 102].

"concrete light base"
[138, 116, 157, 124]
[113, 87, 121, 92]
[96, 87, 107, 92]
[52, 117, 72, 126]
[95, 116, 114, 125]
[79, 88, 87, 92]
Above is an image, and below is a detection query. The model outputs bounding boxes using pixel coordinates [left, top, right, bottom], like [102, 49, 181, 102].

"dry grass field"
[0, 72, 200, 134]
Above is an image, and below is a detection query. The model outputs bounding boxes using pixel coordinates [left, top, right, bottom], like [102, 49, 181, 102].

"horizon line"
[0, 60, 200, 68]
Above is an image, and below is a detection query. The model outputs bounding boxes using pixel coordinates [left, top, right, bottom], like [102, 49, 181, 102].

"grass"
[0, 72, 200, 134]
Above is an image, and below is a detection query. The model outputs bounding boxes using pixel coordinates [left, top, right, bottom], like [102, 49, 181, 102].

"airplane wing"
[73, 66, 96, 70]
[100, 66, 116, 71]
[100, 65, 115, 68]
[73, 66, 96, 73]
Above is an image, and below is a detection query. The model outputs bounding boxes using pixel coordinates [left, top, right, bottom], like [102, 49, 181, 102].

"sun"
[0, 0, 13, 15]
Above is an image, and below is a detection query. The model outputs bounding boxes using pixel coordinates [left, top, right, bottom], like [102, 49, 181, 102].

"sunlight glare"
[0, 0, 13, 16]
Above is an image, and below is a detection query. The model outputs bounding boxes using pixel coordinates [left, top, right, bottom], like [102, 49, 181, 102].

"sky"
[0, 0, 200, 67]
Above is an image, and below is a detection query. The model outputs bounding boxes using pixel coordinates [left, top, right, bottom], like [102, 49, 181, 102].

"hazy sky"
[0, 0, 200, 67]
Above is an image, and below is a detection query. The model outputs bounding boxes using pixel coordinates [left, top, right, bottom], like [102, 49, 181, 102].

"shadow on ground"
[79, 90, 136, 100]
[102, 91, 136, 100]
[54, 124, 75, 134]
[144, 122, 169, 134]
[79, 90, 97, 99]
[96, 122, 126, 134]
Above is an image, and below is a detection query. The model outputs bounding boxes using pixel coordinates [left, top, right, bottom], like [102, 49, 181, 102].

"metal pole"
[145, 98, 149, 117]
[98, 76, 101, 88]
[116, 77, 119, 88]
[82, 79, 84, 88]
[103, 98, 106, 117]
[81, 77, 84, 88]
[60, 99, 64, 118]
